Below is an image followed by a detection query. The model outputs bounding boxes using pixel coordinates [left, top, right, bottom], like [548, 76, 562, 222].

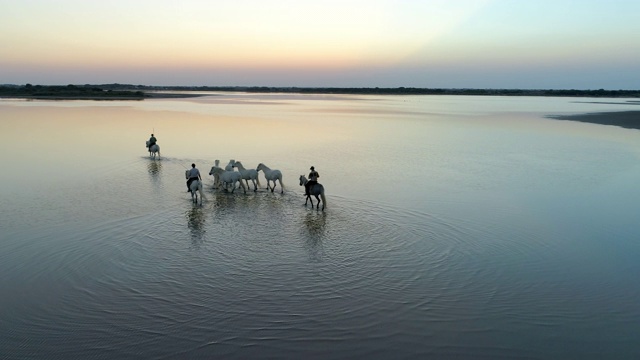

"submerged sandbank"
[547, 111, 640, 130]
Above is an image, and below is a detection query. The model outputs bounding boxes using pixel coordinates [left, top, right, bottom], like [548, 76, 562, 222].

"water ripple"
[2, 179, 639, 359]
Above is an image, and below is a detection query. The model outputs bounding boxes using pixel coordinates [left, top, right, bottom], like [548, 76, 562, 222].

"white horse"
[219, 160, 236, 188]
[211, 160, 221, 188]
[209, 165, 231, 190]
[300, 175, 326, 210]
[232, 161, 262, 191]
[225, 159, 235, 171]
[209, 166, 247, 193]
[185, 170, 205, 203]
[256, 163, 285, 193]
[145, 140, 160, 159]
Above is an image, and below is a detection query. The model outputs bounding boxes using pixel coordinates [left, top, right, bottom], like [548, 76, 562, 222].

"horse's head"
[256, 163, 264, 171]
[209, 166, 222, 175]
[185, 170, 189, 179]
[299, 175, 306, 186]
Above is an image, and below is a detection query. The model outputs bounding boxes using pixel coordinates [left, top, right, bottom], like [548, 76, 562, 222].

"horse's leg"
[278, 178, 284, 193]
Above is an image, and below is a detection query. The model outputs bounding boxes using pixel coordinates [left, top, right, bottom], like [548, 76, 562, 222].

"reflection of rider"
[148, 133, 157, 149]
[186, 163, 202, 192]
[306, 166, 319, 195]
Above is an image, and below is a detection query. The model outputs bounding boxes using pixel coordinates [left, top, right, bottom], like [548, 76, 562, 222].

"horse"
[209, 166, 247, 194]
[211, 160, 221, 188]
[232, 161, 262, 191]
[225, 159, 235, 171]
[185, 170, 205, 203]
[145, 140, 160, 159]
[209, 166, 231, 190]
[256, 163, 285, 193]
[299, 175, 326, 210]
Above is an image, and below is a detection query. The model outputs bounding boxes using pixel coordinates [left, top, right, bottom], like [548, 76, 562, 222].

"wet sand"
[547, 111, 640, 130]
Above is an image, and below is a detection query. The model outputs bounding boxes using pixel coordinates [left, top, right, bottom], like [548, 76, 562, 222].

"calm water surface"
[1, 94, 640, 359]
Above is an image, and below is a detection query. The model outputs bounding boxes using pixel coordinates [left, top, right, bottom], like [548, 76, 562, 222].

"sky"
[1, 0, 639, 89]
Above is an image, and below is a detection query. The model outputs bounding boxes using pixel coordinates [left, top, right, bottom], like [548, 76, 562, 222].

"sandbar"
[547, 111, 640, 130]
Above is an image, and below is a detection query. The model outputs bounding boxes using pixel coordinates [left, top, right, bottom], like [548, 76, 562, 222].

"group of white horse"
[183, 160, 277, 202]
[207, 159, 285, 194]
[147, 142, 325, 210]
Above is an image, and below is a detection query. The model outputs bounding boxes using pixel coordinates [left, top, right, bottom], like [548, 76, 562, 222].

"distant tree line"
[0, 84, 145, 99]
[99, 84, 640, 98]
[2, 83, 639, 99]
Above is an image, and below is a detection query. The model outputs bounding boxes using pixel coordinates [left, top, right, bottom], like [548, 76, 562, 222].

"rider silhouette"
[148, 133, 157, 148]
[186, 163, 202, 192]
[306, 166, 319, 195]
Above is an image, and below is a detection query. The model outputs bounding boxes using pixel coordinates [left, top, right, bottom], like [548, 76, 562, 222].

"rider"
[148, 133, 157, 149]
[186, 163, 202, 192]
[306, 166, 319, 195]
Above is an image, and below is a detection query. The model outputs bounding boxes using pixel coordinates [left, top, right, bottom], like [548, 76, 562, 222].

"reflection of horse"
[147, 161, 162, 176]
[145, 140, 160, 159]
[304, 211, 327, 235]
[299, 175, 326, 210]
[185, 170, 205, 203]
[256, 163, 285, 193]
[303, 211, 327, 261]
[209, 166, 247, 193]
[233, 161, 261, 191]
[186, 206, 206, 244]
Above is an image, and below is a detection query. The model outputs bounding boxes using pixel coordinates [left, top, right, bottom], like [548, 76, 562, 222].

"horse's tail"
[199, 181, 206, 200]
[279, 175, 285, 191]
[321, 193, 327, 208]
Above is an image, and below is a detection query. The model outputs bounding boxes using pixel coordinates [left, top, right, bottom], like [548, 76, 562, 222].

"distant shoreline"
[2, 84, 640, 100]
[547, 110, 640, 130]
[2, 85, 640, 131]
[0, 93, 207, 100]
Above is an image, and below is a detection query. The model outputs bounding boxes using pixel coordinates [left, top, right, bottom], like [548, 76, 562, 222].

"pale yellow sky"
[1, 0, 638, 88]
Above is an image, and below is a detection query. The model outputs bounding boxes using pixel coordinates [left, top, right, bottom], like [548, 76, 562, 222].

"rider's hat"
[310, 166, 315, 170]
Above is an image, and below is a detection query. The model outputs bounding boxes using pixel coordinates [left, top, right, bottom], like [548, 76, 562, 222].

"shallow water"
[1, 94, 640, 359]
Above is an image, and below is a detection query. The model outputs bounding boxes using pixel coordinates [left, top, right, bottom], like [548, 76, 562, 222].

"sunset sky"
[1, 0, 639, 89]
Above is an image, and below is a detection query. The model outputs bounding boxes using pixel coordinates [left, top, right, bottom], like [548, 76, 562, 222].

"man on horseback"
[147, 133, 157, 149]
[187, 163, 202, 192]
[306, 166, 319, 195]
